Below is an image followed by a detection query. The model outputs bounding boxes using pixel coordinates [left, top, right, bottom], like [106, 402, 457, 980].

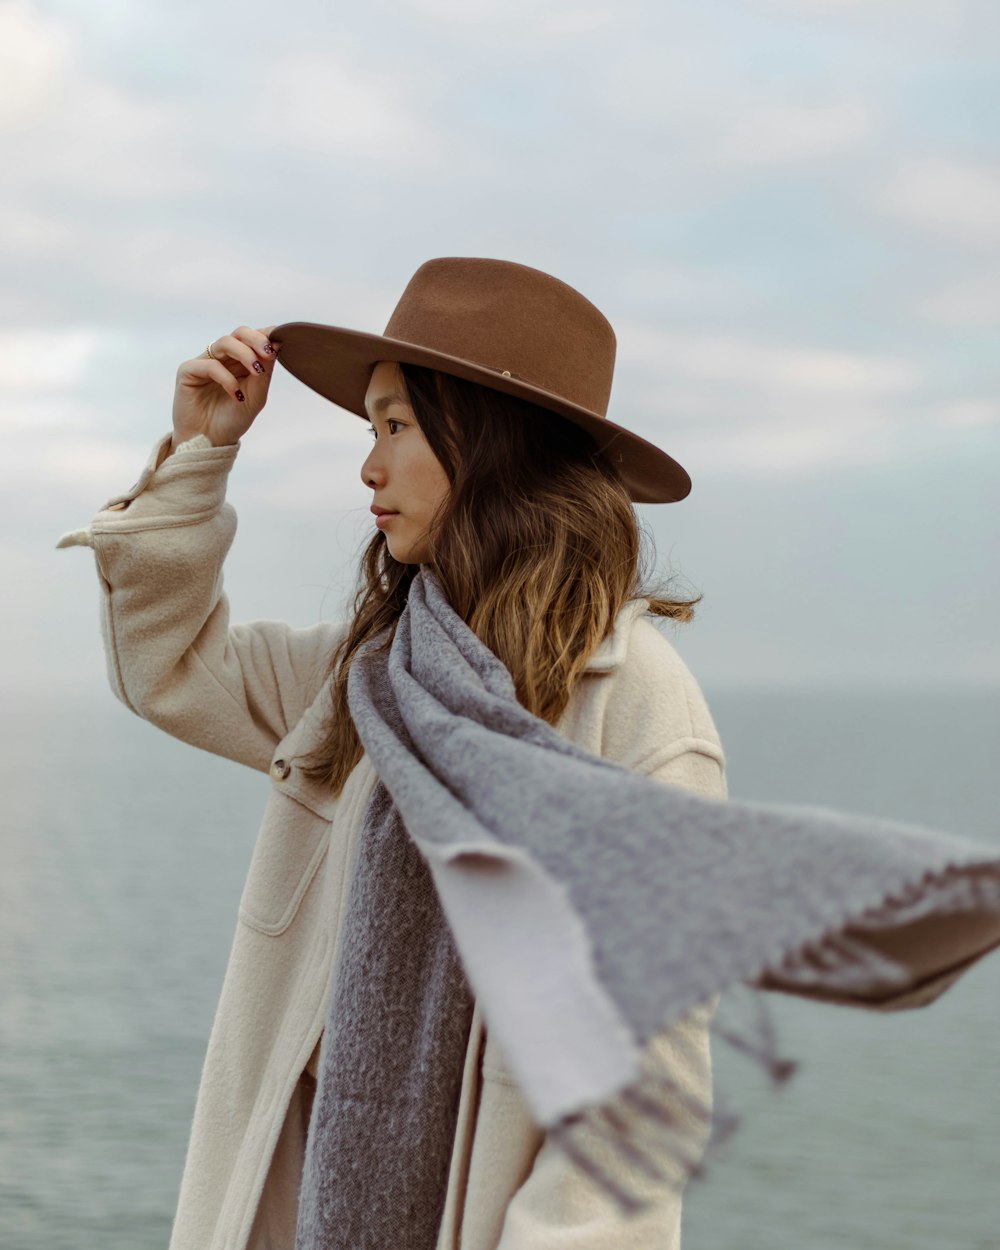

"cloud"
[0, 200, 79, 258]
[597, 35, 880, 176]
[714, 99, 875, 166]
[0, 0, 73, 131]
[751, 0, 950, 12]
[615, 265, 740, 308]
[94, 232, 394, 322]
[874, 156, 1000, 248]
[40, 435, 142, 487]
[616, 324, 918, 395]
[912, 271, 1000, 326]
[256, 49, 449, 168]
[597, 41, 724, 142]
[928, 398, 999, 429]
[609, 323, 923, 474]
[4, 329, 104, 393]
[242, 459, 373, 520]
[394, 0, 621, 35]
[751, 0, 872, 10]
[0, 3, 203, 201]
[744, 0, 984, 39]
[0, 430, 145, 503]
[673, 410, 904, 477]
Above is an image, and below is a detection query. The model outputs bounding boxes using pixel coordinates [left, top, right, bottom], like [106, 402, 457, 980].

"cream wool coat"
[64, 434, 728, 1250]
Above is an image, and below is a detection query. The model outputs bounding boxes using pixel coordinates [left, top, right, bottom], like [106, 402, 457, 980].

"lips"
[371, 504, 400, 530]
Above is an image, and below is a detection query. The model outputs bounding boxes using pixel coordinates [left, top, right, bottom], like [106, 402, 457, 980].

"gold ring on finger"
[206, 342, 217, 360]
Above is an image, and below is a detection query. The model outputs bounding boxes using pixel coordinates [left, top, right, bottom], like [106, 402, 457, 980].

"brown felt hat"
[270, 257, 691, 504]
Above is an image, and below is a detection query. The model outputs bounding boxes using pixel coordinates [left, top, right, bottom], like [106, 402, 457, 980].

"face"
[360, 361, 451, 565]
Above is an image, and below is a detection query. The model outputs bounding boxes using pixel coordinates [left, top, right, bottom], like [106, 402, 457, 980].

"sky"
[2, 0, 998, 694]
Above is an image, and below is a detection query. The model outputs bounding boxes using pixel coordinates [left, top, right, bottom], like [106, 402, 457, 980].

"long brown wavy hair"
[302, 362, 701, 794]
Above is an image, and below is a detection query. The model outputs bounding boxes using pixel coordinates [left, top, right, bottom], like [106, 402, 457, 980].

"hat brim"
[269, 321, 691, 504]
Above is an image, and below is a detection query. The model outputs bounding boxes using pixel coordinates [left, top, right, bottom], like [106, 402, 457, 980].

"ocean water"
[1, 684, 998, 1250]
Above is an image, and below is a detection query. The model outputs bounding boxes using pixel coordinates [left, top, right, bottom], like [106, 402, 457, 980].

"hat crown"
[383, 257, 617, 418]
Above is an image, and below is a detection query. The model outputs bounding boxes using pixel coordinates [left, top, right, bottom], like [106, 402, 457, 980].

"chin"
[387, 543, 427, 566]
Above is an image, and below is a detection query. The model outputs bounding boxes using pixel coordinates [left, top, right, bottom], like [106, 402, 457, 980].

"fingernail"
[235, 389, 245, 402]
[252, 361, 264, 374]
[263, 343, 275, 355]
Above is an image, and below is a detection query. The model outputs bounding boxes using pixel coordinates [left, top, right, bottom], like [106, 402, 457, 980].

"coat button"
[271, 758, 291, 781]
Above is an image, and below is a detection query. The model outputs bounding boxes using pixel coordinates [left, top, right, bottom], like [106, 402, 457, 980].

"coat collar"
[276, 596, 649, 809]
[582, 598, 649, 673]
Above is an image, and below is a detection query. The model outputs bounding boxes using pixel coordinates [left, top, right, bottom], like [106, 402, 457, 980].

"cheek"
[428, 467, 450, 510]
[411, 453, 449, 511]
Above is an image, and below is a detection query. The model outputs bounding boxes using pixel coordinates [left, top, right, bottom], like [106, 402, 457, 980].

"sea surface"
[2, 683, 998, 1250]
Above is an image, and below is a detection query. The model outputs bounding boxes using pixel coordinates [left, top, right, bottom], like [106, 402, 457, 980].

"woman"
[60, 258, 728, 1250]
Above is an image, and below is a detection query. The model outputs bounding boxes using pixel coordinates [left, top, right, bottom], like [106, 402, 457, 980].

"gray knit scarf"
[295, 569, 1000, 1250]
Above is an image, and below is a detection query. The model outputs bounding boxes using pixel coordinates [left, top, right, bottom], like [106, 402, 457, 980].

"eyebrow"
[366, 393, 407, 419]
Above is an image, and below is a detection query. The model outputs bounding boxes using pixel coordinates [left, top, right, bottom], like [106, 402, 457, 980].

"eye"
[366, 418, 406, 439]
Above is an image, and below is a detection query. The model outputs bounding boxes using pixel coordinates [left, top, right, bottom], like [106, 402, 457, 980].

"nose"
[360, 442, 384, 490]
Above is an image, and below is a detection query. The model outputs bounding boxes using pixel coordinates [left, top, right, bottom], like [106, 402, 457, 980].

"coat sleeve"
[57, 433, 345, 774]
[493, 624, 726, 1250]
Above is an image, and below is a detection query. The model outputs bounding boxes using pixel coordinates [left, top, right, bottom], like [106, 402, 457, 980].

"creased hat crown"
[383, 257, 617, 418]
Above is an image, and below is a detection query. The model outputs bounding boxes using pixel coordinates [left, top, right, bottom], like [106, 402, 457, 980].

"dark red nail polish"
[252, 361, 265, 374]
[263, 343, 275, 355]
[235, 389, 245, 402]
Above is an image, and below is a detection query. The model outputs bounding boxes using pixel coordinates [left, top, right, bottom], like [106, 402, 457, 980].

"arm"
[58, 325, 344, 773]
[59, 432, 344, 774]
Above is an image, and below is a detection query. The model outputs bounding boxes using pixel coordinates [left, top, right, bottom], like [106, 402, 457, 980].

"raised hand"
[171, 325, 281, 450]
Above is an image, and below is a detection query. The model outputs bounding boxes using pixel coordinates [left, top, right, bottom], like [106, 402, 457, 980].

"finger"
[207, 332, 265, 378]
[230, 324, 282, 364]
[183, 357, 249, 403]
[256, 325, 278, 355]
